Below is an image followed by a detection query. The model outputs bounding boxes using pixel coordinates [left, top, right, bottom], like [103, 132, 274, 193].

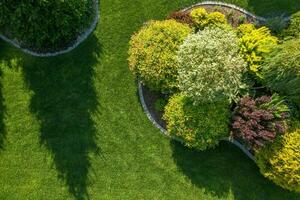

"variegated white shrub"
[178, 27, 247, 104]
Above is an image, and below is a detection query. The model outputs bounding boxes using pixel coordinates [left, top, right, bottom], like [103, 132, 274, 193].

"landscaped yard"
[0, 0, 300, 199]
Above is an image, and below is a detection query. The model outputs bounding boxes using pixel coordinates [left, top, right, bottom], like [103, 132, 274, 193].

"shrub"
[167, 11, 195, 27]
[0, 0, 94, 51]
[232, 95, 289, 150]
[190, 7, 227, 30]
[237, 24, 278, 77]
[178, 27, 246, 104]
[282, 12, 300, 39]
[128, 20, 192, 92]
[154, 98, 167, 112]
[261, 39, 300, 107]
[256, 122, 300, 192]
[163, 93, 230, 150]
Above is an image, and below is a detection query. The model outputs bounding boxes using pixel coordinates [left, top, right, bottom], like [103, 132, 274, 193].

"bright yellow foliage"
[237, 24, 278, 77]
[190, 7, 227, 29]
[256, 122, 300, 192]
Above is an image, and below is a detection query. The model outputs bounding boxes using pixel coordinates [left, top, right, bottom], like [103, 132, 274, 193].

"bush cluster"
[256, 122, 300, 192]
[167, 11, 195, 27]
[232, 95, 289, 150]
[190, 8, 227, 30]
[163, 93, 230, 151]
[178, 27, 246, 104]
[0, 0, 94, 51]
[128, 20, 192, 92]
[282, 12, 300, 39]
[237, 24, 278, 77]
[261, 39, 300, 108]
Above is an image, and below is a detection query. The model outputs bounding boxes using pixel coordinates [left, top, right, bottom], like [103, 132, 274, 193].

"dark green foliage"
[261, 39, 300, 107]
[0, 0, 94, 51]
[154, 98, 167, 112]
[282, 12, 300, 39]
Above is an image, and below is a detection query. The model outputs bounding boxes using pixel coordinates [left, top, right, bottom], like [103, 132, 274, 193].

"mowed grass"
[0, 0, 300, 200]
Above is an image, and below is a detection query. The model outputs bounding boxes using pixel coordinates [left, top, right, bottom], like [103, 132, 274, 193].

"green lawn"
[0, 0, 300, 199]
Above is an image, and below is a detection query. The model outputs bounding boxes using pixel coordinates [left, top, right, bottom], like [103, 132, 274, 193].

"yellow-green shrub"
[190, 8, 227, 30]
[163, 93, 230, 151]
[256, 122, 300, 192]
[237, 24, 278, 77]
[128, 20, 192, 92]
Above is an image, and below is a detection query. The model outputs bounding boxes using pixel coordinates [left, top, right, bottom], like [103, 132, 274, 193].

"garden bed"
[0, 0, 99, 57]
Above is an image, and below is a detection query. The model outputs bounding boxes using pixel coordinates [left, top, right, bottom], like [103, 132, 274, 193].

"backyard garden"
[0, 0, 300, 200]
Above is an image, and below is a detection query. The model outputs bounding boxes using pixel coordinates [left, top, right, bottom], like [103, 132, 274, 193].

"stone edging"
[181, 1, 266, 22]
[138, 81, 256, 161]
[0, 0, 99, 57]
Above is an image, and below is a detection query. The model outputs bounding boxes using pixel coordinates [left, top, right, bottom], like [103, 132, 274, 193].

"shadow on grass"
[171, 140, 300, 200]
[246, 0, 300, 16]
[0, 68, 4, 151]
[22, 35, 102, 200]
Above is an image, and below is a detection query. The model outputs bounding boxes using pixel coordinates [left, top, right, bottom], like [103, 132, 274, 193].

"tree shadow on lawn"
[246, 0, 300, 16]
[22, 35, 102, 200]
[171, 140, 300, 200]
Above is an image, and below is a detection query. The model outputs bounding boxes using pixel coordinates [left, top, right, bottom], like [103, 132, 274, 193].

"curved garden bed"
[129, 1, 300, 193]
[0, 0, 99, 57]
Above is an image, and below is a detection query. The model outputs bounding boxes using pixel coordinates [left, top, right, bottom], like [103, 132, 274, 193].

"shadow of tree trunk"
[171, 140, 300, 200]
[22, 35, 102, 200]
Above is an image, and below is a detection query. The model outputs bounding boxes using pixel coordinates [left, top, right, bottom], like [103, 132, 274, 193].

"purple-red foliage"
[232, 96, 288, 150]
[167, 11, 195, 27]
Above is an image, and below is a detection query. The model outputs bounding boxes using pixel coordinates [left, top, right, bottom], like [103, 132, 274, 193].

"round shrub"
[256, 122, 300, 192]
[0, 0, 94, 51]
[178, 27, 246, 104]
[232, 95, 289, 151]
[190, 8, 227, 30]
[163, 93, 230, 151]
[261, 39, 300, 107]
[237, 24, 278, 77]
[128, 20, 192, 92]
[282, 12, 300, 39]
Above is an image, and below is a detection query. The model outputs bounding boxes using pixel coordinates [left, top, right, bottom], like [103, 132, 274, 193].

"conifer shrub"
[128, 20, 192, 92]
[256, 122, 300, 192]
[163, 93, 230, 151]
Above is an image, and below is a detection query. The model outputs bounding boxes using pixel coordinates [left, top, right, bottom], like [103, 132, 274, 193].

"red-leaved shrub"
[167, 11, 195, 27]
[231, 95, 289, 150]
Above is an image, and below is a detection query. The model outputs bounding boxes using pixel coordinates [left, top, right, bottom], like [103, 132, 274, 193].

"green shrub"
[190, 7, 227, 30]
[128, 20, 192, 92]
[154, 98, 167, 112]
[178, 27, 246, 104]
[163, 93, 230, 151]
[256, 122, 300, 192]
[282, 12, 300, 39]
[0, 0, 94, 51]
[261, 39, 300, 107]
[237, 24, 278, 77]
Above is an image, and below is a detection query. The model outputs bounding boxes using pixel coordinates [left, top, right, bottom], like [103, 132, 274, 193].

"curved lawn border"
[138, 81, 256, 161]
[0, 0, 99, 57]
[181, 1, 267, 22]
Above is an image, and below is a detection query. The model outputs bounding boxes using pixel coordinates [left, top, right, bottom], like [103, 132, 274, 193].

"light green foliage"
[128, 20, 192, 92]
[163, 93, 230, 151]
[282, 12, 300, 39]
[237, 24, 278, 77]
[190, 7, 227, 29]
[261, 39, 300, 107]
[256, 122, 300, 192]
[0, 0, 94, 51]
[178, 27, 246, 104]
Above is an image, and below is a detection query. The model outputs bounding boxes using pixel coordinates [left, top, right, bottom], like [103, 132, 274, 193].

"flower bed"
[129, 2, 300, 193]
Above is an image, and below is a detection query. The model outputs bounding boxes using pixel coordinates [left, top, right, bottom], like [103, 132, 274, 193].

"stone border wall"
[138, 81, 256, 161]
[0, 0, 99, 57]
